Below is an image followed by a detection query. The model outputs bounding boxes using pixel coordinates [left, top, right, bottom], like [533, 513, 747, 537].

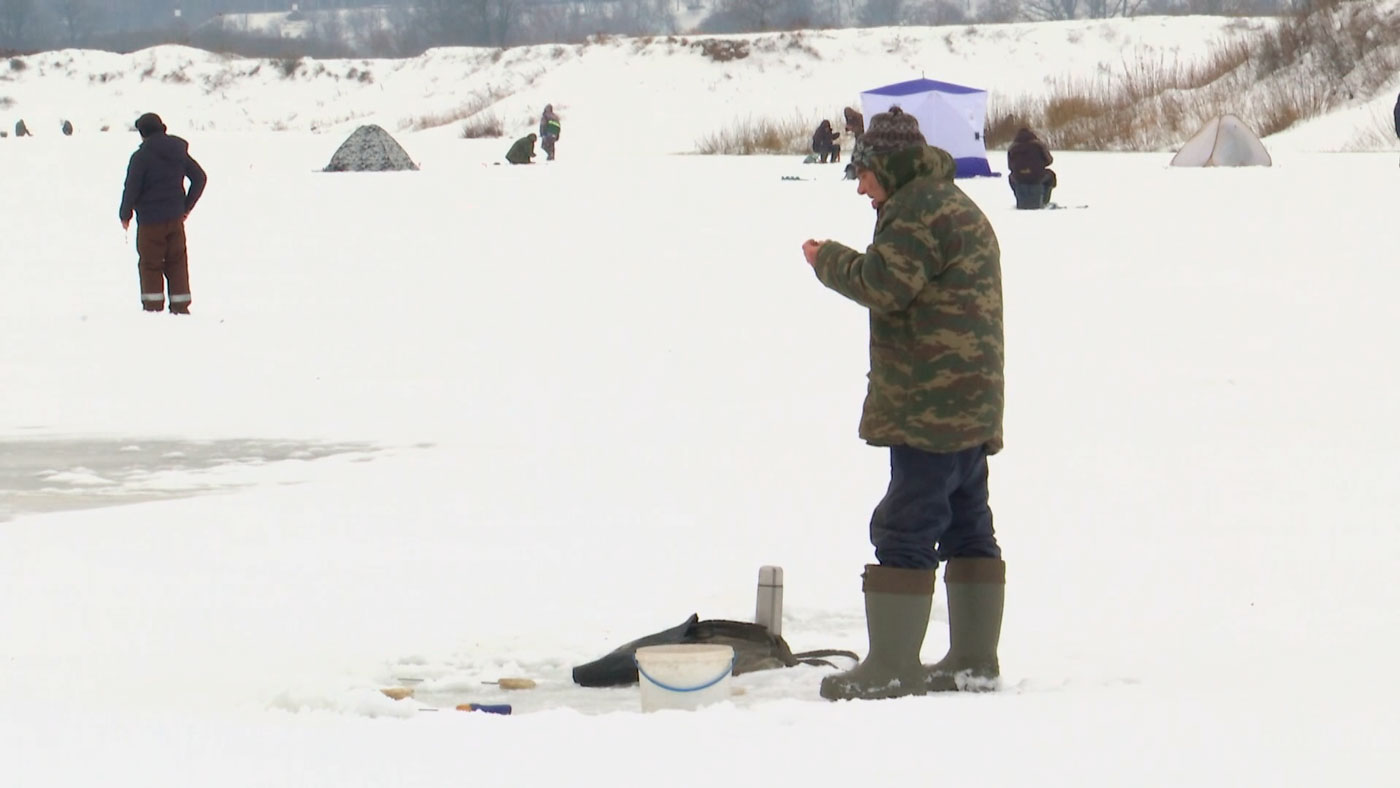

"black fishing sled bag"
[571, 614, 856, 687]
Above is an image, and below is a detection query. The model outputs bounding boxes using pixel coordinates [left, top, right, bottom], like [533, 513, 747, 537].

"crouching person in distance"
[800, 107, 1007, 701]
[1007, 127, 1056, 209]
[505, 133, 537, 165]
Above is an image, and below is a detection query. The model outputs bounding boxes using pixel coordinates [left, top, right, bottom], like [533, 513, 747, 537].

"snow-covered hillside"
[6, 16, 1395, 154]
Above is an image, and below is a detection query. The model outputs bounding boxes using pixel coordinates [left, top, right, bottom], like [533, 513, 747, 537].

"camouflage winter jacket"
[814, 144, 1004, 455]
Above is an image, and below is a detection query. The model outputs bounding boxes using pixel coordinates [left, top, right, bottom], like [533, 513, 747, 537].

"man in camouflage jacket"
[801, 107, 1007, 702]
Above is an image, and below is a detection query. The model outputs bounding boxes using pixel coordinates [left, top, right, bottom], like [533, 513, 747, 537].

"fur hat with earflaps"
[850, 106, 926, 171]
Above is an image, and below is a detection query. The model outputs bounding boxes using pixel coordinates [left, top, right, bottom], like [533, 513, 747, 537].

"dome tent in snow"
[859, 78, 995, 178]
[323, 124, 419, 172]
[1170, 114, 1272, 167]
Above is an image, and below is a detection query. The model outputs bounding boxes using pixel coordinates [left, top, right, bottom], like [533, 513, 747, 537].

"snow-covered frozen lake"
[2, 125, 1395, 785]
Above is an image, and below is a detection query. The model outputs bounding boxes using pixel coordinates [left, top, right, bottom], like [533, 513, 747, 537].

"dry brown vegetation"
[695, 112, 818, 155]
[407, 80, 525, 132]
[274, 57, 301, 78]
[693, 38, 750, 62]
[987, 0, 1400, 151]
[460, 113, 504, 138]
[752, 31, 820, 59]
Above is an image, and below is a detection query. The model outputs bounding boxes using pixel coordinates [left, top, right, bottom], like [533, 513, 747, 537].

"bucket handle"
[633, 653, 737, 693]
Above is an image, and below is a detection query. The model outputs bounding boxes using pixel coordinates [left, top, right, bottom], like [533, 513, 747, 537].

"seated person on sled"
[1006, 127, 1057, 209]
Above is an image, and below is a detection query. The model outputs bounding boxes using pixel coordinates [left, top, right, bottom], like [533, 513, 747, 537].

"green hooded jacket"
[505, 134, 536, 164]
[813, 144, 1004, 455]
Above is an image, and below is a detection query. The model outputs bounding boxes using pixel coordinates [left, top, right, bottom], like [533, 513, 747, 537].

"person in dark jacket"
[61, 119, 73, 136]
[14, 119, 30, 137]
[118, 113, 207, 315]
[812, 119, 841, 164]
[801, 107, 1006, 702]
[505, 133, 537, 165]
[1393, 91, 1399, 140]
[1006, 127, 1056, 209]
[539, 105, 560, 161]
[843, 106, 865, 141]
[842, 108, 865, 180]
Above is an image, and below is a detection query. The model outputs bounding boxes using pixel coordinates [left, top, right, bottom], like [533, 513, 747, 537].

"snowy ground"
[3, 128, 1396, 786]
[3, 16, 1399, 788]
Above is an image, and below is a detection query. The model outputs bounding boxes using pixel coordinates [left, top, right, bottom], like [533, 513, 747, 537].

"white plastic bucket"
[635, 644, 736, 712]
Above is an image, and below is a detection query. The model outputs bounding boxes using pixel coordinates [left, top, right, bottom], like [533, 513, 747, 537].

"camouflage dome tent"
[323, 124, 419, 172]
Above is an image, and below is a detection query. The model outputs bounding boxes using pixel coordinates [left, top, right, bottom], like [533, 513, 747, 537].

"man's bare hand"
[802, 239, 823, 267]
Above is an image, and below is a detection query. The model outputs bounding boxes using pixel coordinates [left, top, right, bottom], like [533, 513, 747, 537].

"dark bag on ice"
[570, 613, 858, 687]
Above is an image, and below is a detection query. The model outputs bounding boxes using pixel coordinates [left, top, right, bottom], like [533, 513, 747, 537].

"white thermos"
[755, 565, 784, 636]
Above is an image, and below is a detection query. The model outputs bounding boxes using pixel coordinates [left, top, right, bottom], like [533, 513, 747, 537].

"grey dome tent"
[1170, 114, 1271, 167]
[324, 124, 418, 172]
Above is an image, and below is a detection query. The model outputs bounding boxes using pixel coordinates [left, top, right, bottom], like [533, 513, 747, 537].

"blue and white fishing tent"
[860, 78, 995, 178]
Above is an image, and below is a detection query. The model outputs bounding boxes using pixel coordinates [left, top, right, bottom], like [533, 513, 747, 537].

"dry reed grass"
[986, 1, 1400, 151]
[460, 113, 504, 138]
[696, 112, 821, 155]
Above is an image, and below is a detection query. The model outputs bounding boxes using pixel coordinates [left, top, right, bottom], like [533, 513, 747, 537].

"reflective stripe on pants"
[135, 218, 191, 311]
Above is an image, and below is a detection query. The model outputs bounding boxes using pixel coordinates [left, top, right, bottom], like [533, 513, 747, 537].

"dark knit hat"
[851, 106, 926, 169]
[134, 112, 166, 137]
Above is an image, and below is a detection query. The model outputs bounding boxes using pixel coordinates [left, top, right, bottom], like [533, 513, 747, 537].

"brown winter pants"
[136, 218, 191, 313]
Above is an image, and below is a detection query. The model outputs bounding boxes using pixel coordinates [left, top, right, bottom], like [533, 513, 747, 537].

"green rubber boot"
[925, 558, 1005, 692]
[819, 564, 935, 701]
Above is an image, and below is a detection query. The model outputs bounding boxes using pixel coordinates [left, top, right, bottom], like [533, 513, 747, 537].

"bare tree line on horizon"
[0, 0, 1335, 55]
